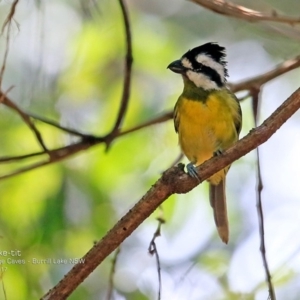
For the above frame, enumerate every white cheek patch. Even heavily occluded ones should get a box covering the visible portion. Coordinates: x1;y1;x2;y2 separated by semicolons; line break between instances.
181;57;192;69
186;70;220;90
196;54;225;83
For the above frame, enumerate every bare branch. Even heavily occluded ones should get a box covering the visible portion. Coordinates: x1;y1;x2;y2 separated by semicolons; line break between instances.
230;55;300;93
251;89;276;299
0;138;99;180
1;0;19;34
256;150;276;300
118;111;173;137
191;0;300;25
27;112;93;138
0;151;46;163
29;110;173;140
0;90;49;152
0;0;19;89
0;112;173;179
1;55;299;180
41;87;300;299
148;217;164;300
111;0;133;134
0;34;9;90
106;247;121;300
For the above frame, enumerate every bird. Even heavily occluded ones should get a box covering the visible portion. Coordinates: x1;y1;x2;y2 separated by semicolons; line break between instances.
167;42;242;243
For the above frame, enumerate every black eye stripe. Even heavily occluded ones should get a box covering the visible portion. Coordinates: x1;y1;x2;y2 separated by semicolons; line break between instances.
191;60;202;70
200;65;223;87
187;61;223;87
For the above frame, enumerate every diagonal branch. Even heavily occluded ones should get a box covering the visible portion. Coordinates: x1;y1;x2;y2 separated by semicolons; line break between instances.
191;0;300;25
41;87;300;299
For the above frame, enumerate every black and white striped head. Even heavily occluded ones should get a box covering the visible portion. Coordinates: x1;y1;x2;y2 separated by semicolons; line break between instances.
168;43;228;90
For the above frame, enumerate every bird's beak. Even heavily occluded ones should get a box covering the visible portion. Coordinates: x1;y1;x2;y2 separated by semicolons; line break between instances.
167;60;186;74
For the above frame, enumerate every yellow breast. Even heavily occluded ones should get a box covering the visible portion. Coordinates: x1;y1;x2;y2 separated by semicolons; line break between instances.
174;90;240;184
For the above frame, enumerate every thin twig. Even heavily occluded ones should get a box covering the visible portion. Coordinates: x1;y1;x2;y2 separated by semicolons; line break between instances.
118;111;173;137
149;242;161;300
27;112;93;138
0;150;46;163
148;216;165;300
0;0;45;153
0;138;99;180
0;0;20;88
1;0;19;34
0;27;9;89
251;88;276;300
41;88;300;299
28;110;173;139
256;150;276;299
106;247;121;300
111;0;133;135
191;0;300;25
230;55;300;93
0;90;49;152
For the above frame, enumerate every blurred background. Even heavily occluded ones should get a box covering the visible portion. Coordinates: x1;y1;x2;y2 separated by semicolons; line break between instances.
0;0;300;299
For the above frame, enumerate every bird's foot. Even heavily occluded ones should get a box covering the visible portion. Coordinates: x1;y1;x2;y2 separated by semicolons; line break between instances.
186;163;200;181
213;149;223;157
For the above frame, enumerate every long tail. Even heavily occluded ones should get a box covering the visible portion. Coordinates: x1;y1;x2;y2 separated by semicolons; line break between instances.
209;179;229;243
